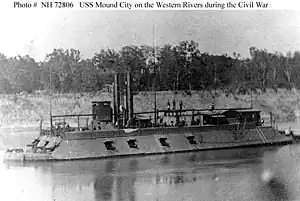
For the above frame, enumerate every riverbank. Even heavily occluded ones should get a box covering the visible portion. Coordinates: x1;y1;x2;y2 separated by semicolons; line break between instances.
0;88;299;129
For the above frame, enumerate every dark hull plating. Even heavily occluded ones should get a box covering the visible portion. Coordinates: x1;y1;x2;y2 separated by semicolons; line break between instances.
3;126;293;162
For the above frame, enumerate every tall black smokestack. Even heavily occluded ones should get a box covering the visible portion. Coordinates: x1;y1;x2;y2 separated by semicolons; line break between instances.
114;74;120;125
125;78;129;120
112;82;116;124
127;72;134;126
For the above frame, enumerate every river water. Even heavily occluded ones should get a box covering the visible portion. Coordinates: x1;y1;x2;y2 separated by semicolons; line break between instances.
1;123;300;201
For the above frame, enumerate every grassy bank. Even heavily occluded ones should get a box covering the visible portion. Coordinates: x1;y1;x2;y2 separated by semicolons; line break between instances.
0;89;299;129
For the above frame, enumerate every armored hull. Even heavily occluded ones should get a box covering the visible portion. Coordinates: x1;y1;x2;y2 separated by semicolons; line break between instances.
3;125;292;162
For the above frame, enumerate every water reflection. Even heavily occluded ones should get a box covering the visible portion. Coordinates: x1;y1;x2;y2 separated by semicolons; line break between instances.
94;175;114;201
93;159;137;201
1;146;297;201
155;171;197;185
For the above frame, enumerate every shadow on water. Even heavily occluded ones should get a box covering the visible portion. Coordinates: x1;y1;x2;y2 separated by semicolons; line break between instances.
253;175;294;201
93;159;137;201
94;175;114;201
1;146;292;201
155;170;199;185
256;143;300;201
5;146;276;173
265;178;291;201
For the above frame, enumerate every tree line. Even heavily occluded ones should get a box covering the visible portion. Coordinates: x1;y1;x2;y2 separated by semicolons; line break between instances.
0;40;299;94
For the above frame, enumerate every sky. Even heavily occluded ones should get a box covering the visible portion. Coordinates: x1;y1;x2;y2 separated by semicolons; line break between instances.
0;10;299;61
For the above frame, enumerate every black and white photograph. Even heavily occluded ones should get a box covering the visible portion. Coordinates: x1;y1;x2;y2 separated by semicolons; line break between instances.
0;6;300;201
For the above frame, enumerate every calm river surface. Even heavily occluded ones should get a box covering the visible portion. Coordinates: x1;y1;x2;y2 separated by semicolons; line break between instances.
1;122;300;201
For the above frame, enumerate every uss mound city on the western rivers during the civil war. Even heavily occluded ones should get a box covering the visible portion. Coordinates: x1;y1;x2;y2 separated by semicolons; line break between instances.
3;72;294;162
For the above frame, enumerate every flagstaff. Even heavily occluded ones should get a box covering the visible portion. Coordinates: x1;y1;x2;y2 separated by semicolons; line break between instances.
153;24;157;126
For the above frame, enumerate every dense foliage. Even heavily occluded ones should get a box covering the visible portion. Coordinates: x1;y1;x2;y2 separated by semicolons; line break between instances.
0;40;299;94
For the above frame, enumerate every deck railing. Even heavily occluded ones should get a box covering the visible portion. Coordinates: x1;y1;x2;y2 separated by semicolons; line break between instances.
41;110;268;138
41;107;275;137
50;107;254;127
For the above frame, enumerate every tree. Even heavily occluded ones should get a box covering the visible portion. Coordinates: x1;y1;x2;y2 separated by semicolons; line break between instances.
119;45;148;91
249;47;270;92
157;44;178;90
93;49;120;73
0;53;12;93
44;48;82;92
174;40;200;91
292;51;300;88
1;42;300;94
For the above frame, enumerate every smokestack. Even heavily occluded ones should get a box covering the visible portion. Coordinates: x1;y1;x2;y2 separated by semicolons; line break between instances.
112;82;116;124
114;74;120;125
125;78;129;120
127;73;134;126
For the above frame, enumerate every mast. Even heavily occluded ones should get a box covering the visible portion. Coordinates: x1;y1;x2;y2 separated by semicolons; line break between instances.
49;64;53;135
214;63;217;106
250;63;253;109
212;38;216;108
153;24;157;126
